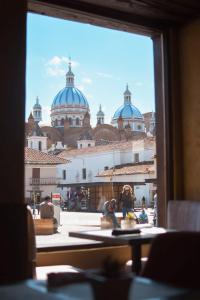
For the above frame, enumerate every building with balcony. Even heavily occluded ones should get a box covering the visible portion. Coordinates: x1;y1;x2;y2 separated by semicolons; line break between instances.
25;147;69;204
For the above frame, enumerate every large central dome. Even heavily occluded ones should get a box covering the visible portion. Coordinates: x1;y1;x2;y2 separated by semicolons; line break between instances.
52;87;89;108
51;60;90;128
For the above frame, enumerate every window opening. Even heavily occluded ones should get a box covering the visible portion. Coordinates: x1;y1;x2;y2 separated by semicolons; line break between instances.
82;168;87;180
26;12;156;247
63;170;66;180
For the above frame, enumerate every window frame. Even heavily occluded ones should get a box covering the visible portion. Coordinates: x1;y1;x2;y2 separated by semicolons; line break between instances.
26;0;173;233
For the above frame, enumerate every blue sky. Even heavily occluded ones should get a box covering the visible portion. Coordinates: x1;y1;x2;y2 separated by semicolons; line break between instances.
26;13;155;126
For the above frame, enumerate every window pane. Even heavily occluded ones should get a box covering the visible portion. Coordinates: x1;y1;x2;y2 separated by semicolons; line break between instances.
25;13;156;247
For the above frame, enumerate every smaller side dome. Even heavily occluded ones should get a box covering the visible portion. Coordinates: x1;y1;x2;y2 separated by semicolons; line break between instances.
97;104;104;117
33;96;41;109
33;96;42;123
96;105;105;125
111;85;145;133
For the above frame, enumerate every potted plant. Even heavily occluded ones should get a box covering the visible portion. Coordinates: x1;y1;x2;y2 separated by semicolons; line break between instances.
121;211;137;229
87;257;133;300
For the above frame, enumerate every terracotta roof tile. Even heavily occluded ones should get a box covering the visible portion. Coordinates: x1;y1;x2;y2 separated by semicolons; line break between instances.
58;137;155;158
96;164;155;177
25;148;69;165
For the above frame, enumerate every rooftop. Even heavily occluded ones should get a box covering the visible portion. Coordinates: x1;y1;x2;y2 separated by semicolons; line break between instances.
96;163;155;177
58;137;155;158
25;148;69;165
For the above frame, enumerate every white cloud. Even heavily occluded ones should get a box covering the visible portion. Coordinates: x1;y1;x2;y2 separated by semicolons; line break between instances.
61;56;79;68
82;77;92;84
46;67;65;77
46;56;80;77
96;72;113;78
48;56;62;66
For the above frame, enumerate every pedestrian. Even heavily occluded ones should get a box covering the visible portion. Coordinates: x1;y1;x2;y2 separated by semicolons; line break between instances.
40;196;58;233
138;209;148;224
103;198;120;228
153;191;157;226
141;196;146;209
119;185;135;219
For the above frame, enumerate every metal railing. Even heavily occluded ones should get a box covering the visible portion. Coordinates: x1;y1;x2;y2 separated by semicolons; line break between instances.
30;177;61;185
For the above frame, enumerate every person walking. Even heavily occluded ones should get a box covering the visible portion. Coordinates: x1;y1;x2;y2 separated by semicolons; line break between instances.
119;185;135;219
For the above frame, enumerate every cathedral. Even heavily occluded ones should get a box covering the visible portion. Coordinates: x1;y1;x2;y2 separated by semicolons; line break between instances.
26;61;155;151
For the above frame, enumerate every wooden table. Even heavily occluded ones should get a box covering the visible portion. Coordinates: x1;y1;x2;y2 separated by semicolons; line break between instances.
69;226;167;274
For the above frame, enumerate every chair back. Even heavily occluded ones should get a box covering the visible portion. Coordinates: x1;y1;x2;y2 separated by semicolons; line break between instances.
142;232;200;289
167;200;200;231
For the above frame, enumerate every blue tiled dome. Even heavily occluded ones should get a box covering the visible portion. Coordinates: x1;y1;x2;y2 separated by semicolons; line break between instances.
113;103;143;120
51;87;89;109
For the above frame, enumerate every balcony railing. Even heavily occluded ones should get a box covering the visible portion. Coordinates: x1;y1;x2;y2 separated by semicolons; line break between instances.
30;177;61;185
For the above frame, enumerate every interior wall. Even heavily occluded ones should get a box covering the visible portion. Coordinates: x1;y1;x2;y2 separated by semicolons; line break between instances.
37;245;150;268
0;1;26;204
179;18;200;200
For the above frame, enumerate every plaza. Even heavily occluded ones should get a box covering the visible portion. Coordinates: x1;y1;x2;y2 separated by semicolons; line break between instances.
35;209;154;248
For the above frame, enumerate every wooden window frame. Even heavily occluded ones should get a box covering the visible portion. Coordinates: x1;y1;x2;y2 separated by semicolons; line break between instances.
26;1;173;227
0;0;186;280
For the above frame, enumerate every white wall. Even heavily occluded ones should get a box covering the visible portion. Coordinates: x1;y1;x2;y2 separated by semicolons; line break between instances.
25;164;59;200
77;140;95;149
57;145;143;186
27;136;47;152
57;139;156;204
58;140;156;185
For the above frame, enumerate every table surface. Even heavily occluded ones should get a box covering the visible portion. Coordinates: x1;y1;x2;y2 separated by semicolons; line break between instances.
68;225;167;246
1;277;199;300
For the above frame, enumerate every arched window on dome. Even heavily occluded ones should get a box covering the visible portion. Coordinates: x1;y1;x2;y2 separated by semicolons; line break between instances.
61;118;64;126
69;118;72;126
76;118;80;126
38;141;42;151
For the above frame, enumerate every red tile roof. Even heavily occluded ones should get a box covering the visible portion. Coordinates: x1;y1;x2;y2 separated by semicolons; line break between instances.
58;137;155;158
96;164;155;177
25;148;69;165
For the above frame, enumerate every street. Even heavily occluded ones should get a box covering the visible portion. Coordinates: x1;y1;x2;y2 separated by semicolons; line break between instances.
35;209;154;248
